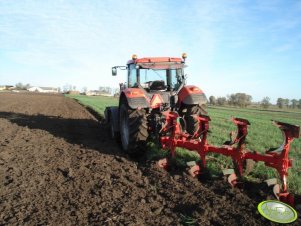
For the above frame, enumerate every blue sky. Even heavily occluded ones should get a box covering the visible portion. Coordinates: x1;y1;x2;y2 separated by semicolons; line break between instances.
0;0;301;103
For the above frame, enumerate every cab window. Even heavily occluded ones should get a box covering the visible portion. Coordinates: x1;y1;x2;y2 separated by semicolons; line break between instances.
128;64;137;88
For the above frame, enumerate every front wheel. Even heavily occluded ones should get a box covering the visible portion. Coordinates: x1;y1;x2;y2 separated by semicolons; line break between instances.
109;119;120;141
179;104;207;136
119;102;148;155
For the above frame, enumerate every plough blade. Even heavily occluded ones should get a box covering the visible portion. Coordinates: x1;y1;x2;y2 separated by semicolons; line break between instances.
273;184;281;200
186;161;197;167
222;168;235;176
188;165;201;177
222;169;238;187
158;158;168;169
265;178;278;187
228;173;238;187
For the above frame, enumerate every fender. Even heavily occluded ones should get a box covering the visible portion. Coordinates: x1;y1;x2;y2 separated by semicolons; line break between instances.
120;88;150;109
178;85;207;105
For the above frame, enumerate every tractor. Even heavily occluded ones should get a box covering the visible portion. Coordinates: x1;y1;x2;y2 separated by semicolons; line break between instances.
105;53;207;154
105;54;300;206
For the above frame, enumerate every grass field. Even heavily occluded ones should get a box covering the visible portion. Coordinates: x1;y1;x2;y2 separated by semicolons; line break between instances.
65;94;118;115
66;94;301;194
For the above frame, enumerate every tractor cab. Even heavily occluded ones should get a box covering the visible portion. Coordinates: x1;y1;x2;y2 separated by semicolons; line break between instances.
112;54;187;93
126;54;187;93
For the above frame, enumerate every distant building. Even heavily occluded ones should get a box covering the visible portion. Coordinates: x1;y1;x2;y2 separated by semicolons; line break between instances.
0;85;14;91
66;90;80;95
85;90;113;96
28;86;59;93
86;90;103;96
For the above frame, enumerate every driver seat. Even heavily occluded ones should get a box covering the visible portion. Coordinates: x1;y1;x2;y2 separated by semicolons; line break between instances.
150;80;166;91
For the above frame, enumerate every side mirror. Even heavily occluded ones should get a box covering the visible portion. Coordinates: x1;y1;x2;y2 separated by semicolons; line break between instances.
112;67;117;76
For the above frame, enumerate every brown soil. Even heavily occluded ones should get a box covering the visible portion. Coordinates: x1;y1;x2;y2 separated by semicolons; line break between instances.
0;93;300;225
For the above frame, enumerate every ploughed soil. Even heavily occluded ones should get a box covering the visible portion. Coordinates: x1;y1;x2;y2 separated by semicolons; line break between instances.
0;92;300;225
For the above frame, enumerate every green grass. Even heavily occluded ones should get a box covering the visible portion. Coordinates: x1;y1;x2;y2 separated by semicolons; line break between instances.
66;94;301;194
65;94;118;115
206;106;301;194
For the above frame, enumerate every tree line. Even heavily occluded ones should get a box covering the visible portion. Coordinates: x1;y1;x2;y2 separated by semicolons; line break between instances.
15;82;31;90
209;93;252;108
276;98;301;109
209;93;301;109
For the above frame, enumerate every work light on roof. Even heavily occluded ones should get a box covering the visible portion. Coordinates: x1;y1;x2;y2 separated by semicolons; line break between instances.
132;54;137;60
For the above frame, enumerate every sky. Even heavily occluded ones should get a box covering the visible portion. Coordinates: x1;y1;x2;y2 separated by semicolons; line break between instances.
0;0;301;103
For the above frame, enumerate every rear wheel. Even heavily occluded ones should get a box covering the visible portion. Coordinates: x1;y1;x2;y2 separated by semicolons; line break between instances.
180;104;206;136
119;101;148;155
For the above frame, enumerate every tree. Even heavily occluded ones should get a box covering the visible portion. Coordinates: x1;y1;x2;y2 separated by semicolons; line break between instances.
291;99;298;109
209;96;216;105
63;84;72;93
227;94;234;106
99;86;112;94
216;97;227;106
277;98;285;109
261;97;271;109
227;93;252;108
82;87;88;93
284;99;289;108
298;99;301;109
15;82;30;90
15;82;23;89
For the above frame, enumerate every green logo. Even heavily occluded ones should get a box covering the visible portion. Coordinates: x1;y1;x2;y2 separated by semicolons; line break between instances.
258;200;298;224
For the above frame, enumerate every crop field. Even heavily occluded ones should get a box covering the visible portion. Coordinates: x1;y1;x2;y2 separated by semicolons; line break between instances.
67;94;301;194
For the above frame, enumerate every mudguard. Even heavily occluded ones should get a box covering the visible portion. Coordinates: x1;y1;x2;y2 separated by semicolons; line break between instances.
120;88;150;109
178;85;207;105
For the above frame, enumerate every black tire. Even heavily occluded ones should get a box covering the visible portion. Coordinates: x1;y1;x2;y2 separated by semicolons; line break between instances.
119;101;148;155
109;118;120;141
179;104;206;136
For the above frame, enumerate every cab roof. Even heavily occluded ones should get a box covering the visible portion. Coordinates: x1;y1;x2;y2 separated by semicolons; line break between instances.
127;57;183;65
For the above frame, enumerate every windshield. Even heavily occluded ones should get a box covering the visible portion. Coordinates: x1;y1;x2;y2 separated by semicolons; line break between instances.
127;63;184;91
139;68;183;91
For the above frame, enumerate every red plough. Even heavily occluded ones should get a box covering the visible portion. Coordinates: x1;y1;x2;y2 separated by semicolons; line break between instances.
158;111;300;206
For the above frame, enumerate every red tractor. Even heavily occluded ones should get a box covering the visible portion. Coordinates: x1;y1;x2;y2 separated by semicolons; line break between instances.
106;54;300;206
105;53;207;154
105;54;300;205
